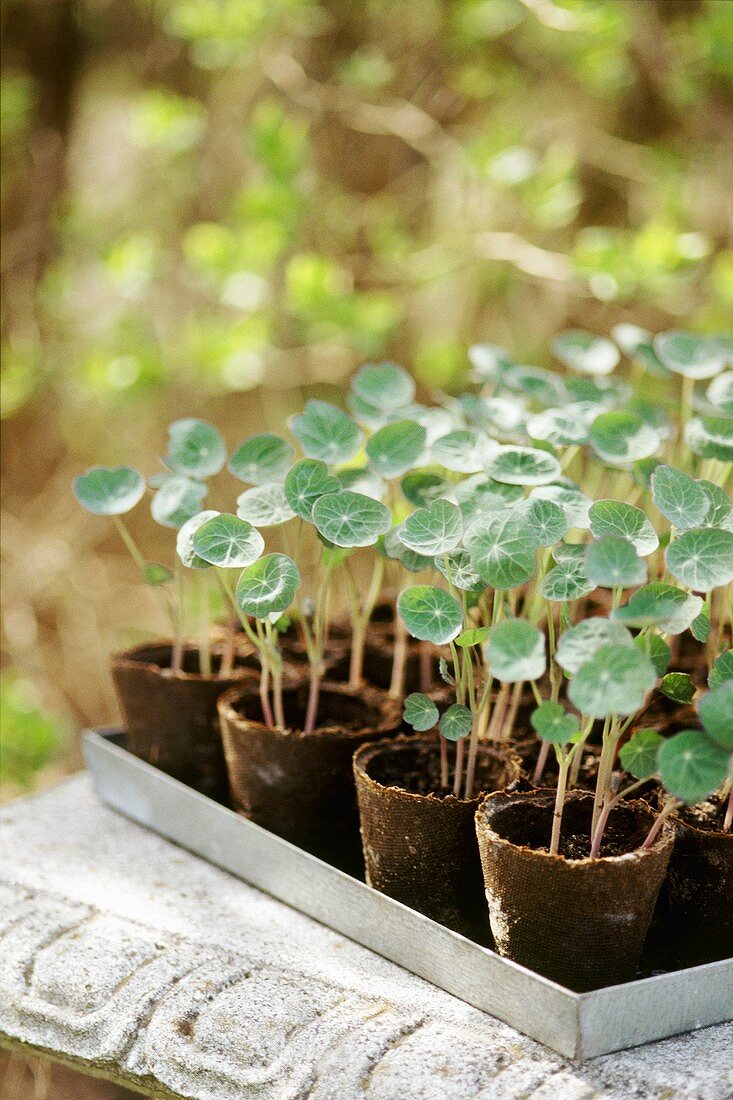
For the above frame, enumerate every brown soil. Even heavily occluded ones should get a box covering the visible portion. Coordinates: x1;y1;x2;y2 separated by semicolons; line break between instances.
365;737;511;799
677;795;729;834
228;681;384;735
493;793;651;860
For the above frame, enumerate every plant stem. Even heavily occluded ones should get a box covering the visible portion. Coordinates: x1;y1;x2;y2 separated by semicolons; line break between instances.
724;788;733;833
591;716;613;837
112;515;180;660
389;610;409;698
265;620;285;728
549;752;569;857
199;573;211;677
172;556;184;672
463;699;490;800
641;797;680;850
440;735;449;790
532;739;550;786
453;736;465;798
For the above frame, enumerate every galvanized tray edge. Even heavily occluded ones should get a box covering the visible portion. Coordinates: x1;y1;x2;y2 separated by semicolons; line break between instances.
83;728;733;1061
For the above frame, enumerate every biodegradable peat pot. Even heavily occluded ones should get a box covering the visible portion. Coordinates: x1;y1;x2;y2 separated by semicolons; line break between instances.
353;736;521;943
475;790;675;991
658;798;733;967
111;641;257;803
218;681;401;876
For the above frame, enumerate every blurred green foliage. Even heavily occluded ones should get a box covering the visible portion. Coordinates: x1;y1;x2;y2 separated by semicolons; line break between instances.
0;675;67;788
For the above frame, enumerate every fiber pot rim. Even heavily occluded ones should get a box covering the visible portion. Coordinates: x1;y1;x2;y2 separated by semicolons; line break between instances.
476;788;674;867
218;679;401;741
111;638;258;685
354;734;521;807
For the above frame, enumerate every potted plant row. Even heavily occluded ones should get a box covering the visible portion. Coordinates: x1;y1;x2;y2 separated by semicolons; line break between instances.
75;327;733;988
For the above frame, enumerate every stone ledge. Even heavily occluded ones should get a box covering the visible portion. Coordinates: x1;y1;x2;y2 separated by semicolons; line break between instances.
0;775;730;1099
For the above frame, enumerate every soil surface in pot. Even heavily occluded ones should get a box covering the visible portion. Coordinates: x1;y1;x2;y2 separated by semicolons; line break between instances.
496;795;650;859
365;740;509;800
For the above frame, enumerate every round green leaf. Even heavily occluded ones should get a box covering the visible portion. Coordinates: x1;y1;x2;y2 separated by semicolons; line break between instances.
381;526;434;572
709;650;733;691
348;392;385;429
635;632;671;677
401;471;450;507
351;362;415;410
397;585;463;645
366;420;427;478
613;324;669;377
312;490;391;548
685;416;733;462
165;418;226;478
486;620;546;684
439;704;473;742
698;683;733;750
531;484;592;529
403;693;439;732
431;430;496;473
585;536;647;589
530;701;580;745
568;644;657;718
284;459;340;521
589;500;659;556
457;477;523;524
502;363;567;406
690;602;711;642
400;499;463;556
651;465;710;531
176;509;220;569
151;476;207;528
229;434;294;485
552;330;620;376
619;729;663;780
236;484;295;527
290;400;363;465
706;370;733;415
144;562;173;586
516;497;569;548
665;527;733;592
540;558;594;602
657;729;729;805
434;549;485;593
590;411;660;465
192;513;264;568
468;343;514;380
74;466;146;515
235;553;301;620
698;481;733;533
468;514;536;590
486;446;561;486
654;331;725;380
526;404;595;447
552;542;586;563
556;618;634;675
660;672;696;706
456;627;490;648
337;467;386;501
611;582;703;635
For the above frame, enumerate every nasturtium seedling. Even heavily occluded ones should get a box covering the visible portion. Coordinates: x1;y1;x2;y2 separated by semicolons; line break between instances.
657;729;729;805
486;620;546;683
530;701;580;744
468;342;514;379
176;509;220;568
540;558;594;602
685;415;733;462
312;490;391;547
590;411;660;465
431;430;496;473
164;418;226;479
706;370;733;415
401;471;450;507
635;632;671;677
397;585;463;645
611;582;703;635
74;466;146;515
151;476;208;528
366;419;427;478
585;535;647;589
236;484;296;527
284;459;340;521
439;704;473;741
235;553;301;619
381;526;434;572
568;644;657;718
659;672;696;706
337;467;386;501
613;323;668;377
552;330;620;376
229;434;294;485
456;627;490;648
531;484;592;529
653;330;725;380
351;361;415;410
589;500;659;556
665;527;733;592
651;465;710;531
501;363;567;407
192;513;265;568
698;683;733;751
619;729;663;779
486;445;561;486
399;499;463;556
516;497;569;548
403;692;439;732
456;476;523;523
290;400;363;465
556;617;634;675
468;514;536;590
526;404;595;447
698;481;733;533
434;549;485;593
690;602;711;643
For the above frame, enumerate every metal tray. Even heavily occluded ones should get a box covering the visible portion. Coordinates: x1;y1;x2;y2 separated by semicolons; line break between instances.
83;728;733;1060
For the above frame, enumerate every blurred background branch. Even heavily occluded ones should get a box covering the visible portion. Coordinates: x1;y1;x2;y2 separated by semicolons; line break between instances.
1;0;732;794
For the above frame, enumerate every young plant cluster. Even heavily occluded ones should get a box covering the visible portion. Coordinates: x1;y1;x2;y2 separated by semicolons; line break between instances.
76;326;733;856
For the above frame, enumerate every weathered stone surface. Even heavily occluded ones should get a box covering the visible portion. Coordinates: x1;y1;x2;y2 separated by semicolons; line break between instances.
0;775;730;1099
